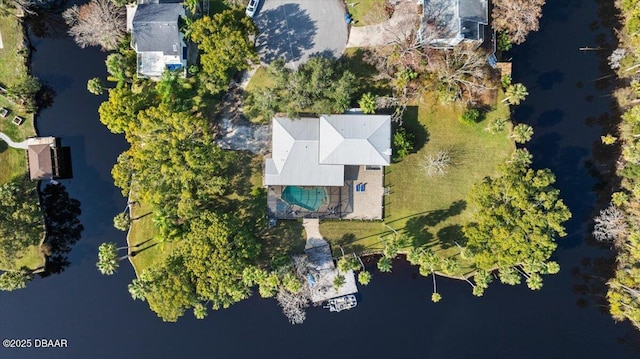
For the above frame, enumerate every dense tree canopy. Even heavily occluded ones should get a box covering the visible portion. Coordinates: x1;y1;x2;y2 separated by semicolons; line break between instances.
0;179;44;269
140;212;260;321
190;9;258;92
246;57;357;119
463;160;570;291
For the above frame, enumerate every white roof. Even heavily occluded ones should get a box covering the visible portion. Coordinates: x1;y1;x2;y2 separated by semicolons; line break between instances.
264;114;391;186
318;115;391;165
264;117;343;186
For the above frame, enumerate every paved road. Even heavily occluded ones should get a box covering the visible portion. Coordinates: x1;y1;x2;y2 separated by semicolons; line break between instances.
254;0;348;68
346;0;419;48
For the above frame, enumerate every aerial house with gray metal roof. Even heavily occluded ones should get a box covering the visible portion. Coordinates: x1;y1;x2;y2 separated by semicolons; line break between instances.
264;114;391;220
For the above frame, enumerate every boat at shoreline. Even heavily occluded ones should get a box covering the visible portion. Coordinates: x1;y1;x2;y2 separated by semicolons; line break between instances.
324;295;357;312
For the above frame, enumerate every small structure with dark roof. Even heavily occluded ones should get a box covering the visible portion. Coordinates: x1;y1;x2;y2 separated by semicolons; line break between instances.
127;0;187;79
26;137;73;181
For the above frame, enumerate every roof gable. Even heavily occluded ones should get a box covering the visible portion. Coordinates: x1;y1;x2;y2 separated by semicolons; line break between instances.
318;115;391;166
28;144;53;180
132;4;184;55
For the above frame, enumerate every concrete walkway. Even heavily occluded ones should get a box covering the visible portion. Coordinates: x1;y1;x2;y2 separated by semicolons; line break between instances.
346;0;419;48
0;132;29;149
303;218;327;249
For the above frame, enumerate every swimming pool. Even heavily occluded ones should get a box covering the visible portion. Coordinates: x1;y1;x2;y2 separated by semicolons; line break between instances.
281;186;327;211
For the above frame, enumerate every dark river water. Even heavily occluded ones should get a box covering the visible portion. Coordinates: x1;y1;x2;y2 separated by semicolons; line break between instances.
1;0;639;358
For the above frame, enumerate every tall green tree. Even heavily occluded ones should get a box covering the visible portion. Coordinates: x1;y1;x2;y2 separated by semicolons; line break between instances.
503;83;529;105
96;242;129;275
0;267;33;291
113;211;130;231
181;211;260;310
190;9;258;93
463;160;570;292
0;179;43;269
511;123;534;144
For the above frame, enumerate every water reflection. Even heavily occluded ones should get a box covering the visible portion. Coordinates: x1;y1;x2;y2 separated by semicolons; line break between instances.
38;182;83;277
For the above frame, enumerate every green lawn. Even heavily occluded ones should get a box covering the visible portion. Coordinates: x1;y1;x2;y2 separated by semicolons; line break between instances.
0;15;43;272
127;201;178;277
347;0;389;27
0;15;28;88
320;93;514;275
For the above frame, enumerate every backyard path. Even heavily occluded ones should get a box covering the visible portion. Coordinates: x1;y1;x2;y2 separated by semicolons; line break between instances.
0;131;29;149
303;218;327;249
346;0;419;48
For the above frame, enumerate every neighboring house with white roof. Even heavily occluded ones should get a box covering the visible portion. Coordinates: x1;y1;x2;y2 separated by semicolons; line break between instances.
264;114;391;220
126;0;187;79
419;0;489;48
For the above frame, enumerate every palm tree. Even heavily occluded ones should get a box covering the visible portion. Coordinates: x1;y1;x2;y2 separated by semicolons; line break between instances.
333;274;346;291
509;148;533;167
193;302;208;319
96;242;131;275
526;273;544;290
503;83;528;105
128;278;149;301
87;77;104;95
113;211;131;231
511;123;534;144
357;271;372;285
377;256;393;273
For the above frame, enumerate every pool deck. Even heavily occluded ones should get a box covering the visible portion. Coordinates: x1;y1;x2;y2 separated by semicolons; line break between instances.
267;165;384;220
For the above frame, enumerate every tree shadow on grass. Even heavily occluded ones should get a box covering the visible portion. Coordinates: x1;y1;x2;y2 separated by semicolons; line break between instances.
131;241;159;257
331;233;365;255
403;200;466;247
400;106;429;153
0;140;7;154
436;224;465;249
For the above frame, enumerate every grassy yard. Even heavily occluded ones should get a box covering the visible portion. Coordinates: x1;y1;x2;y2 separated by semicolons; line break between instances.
127;201;178;277
320;93;514;275
0;15;43;272
0;15;28;88
347;0;390;27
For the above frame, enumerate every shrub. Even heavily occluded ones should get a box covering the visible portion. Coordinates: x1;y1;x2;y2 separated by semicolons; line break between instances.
393;127;415;161
460;108;481;126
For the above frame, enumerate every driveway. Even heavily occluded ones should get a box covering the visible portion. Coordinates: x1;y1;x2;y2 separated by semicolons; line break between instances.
346;0;419;48
254;0;348;68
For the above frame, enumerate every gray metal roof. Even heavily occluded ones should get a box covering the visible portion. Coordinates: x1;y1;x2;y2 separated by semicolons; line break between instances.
265;117;344;186
132;4;183;54
264;115;391;186
318;114;391;166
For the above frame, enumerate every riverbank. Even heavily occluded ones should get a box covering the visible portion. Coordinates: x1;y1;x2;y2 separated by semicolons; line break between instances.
0;13;45;272
600;0;640;331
